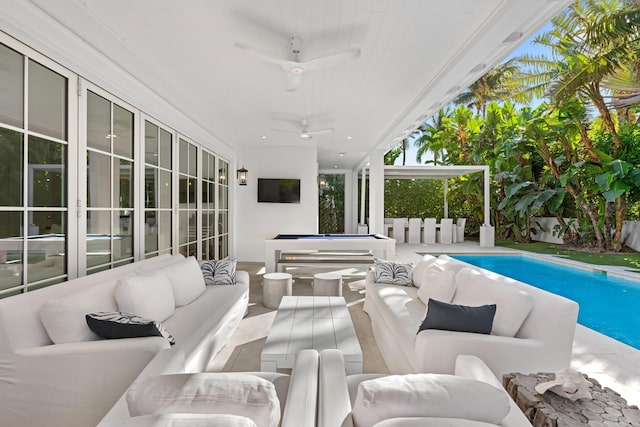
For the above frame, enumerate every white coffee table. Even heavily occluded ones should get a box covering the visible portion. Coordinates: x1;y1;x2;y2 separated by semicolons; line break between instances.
261;296;363;374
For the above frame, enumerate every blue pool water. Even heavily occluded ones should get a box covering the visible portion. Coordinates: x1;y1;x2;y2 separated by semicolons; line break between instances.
452;255;640;349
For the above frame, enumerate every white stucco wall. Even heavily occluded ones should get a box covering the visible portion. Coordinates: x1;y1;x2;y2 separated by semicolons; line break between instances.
531;217;640;251
530;217;567;244
235;145;319;262
622;221;640;251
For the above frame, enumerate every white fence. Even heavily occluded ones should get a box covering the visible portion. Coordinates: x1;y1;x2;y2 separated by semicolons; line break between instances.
530;217;640;251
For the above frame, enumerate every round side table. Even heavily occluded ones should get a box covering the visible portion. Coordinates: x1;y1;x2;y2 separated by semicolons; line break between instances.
312;272;343;296
262;272;293;309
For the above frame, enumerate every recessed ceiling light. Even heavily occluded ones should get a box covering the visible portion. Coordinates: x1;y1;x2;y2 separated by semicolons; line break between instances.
261;135;267;139
502;31;523;44
470;63;486;73
290;66;305;74
339;152;345;157
300;132;311;139
333;165;339;168
347;136;352;140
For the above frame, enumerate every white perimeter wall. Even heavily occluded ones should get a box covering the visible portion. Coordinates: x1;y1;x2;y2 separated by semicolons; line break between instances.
235;145;319;262
532;217;640;251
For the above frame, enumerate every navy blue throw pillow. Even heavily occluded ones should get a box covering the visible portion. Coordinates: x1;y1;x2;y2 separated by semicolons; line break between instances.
418;299;496;335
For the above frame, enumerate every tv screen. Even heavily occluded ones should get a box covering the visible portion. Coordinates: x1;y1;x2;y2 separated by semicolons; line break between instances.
258;178;301;203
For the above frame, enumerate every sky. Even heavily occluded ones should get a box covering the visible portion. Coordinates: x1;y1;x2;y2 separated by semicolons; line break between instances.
395;22;553;165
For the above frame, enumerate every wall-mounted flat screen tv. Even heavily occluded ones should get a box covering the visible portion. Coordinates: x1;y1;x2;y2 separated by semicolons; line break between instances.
257;178;301;203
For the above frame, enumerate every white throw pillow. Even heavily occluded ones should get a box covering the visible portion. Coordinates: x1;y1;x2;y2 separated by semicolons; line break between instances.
115;271;175;322
102;413;258;427
160;256;206;306
417;263;456;306
373;418;500;427
39;276;125;344
435;254;468;274
351;374;510;427
126;373;281;427
452;267;534;337
411;255;437;288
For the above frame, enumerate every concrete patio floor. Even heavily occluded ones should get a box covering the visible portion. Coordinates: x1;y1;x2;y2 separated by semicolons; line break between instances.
395;241;640;407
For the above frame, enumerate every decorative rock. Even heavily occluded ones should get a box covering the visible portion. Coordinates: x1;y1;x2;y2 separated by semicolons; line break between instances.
503;372;640;426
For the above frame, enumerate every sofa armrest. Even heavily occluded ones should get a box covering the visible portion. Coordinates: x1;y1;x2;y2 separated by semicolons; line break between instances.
318;349;354;427
281;349;319;427
414;329;545;377
236;270;250;287
455;355;532;427
4;337;169;427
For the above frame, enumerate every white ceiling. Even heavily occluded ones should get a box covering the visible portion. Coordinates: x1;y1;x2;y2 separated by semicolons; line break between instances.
2;0;570;170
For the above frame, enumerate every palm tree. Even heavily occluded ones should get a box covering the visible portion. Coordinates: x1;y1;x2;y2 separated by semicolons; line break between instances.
453;60;519;117
414;108;449;164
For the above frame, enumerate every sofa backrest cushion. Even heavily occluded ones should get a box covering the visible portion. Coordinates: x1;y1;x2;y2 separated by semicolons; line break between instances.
126;373;281;427
417;263;456;306
411;255;437;288
435;255;468;274
351;373;510;427
160;257;206;306
115;271;175;322
39;275;128;344
452;267;534;337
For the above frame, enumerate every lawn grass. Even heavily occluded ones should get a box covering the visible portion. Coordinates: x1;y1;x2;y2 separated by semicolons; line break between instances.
495;240;640;270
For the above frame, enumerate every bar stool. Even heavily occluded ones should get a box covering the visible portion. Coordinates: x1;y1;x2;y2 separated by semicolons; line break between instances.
262;272;293;309
312;272;343;296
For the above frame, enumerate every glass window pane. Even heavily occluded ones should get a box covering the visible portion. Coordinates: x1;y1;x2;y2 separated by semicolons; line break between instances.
113;211;133;261
87;91;111;151
218;185;227;209
145;121;158;165
87;151;111;208
218;234;228;259
0;43;24;128
27;211;65;283
114;159;133;209
159;129;172;170
201;213;208;240
28;60;66;140
188;178;197;208
188;143;197;176
159;170;171;209
218;161;228;186
158;211;171;250
145;211;158;254
178;211;188;245
28;136;66;208
145;167;157;209
31;209;64;236
179;176;188;204
218;211;228;236
209;155;215;182
113;104;133;158
86;210;111;268
0;211;23;292
179;139;188;174
202;152;209;180
0;128;23;206
208;183;215;210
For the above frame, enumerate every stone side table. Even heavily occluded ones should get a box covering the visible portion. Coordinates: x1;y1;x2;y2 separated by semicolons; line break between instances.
262;272;293;309
313;272;343;296
503;372;640;426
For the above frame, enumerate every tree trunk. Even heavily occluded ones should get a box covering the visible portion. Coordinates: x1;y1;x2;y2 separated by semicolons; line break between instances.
603;200;612;249
614;195;626;251
589;83;622;157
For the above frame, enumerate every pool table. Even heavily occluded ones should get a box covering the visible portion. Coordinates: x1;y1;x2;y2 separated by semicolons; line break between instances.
264;233;395;273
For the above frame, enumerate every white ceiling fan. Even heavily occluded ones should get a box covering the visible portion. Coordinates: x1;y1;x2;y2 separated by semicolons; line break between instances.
271;117;334;140
235;36;360;92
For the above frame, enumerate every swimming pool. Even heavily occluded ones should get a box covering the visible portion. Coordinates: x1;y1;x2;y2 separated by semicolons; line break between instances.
452;255;640;350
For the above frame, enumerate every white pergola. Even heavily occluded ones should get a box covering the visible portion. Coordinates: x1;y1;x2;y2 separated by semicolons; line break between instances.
359;165;495;247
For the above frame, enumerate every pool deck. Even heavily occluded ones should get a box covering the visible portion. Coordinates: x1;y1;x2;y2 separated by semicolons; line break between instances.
394;241;640;407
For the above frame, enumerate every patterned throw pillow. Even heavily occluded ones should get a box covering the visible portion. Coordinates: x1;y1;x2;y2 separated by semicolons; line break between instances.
201;259;237;285
85;311;175;345
373;258;414;286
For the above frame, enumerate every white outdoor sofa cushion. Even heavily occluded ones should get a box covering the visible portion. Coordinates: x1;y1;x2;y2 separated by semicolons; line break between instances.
318;349;531;427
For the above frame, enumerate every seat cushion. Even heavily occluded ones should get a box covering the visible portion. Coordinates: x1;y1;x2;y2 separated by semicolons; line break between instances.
452;267;534;337
102;413;258;427
351;374;510;427
126;373;280;427
115;270;176;322
373;418;499;427
160;257;206;306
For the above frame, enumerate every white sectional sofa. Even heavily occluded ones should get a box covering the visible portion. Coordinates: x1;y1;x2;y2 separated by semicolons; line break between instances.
364;254;579;379
0;253;249;427
318;349;532;427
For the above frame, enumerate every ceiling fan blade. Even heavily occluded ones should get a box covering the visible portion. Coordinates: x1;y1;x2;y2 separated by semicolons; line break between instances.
234;42;287;67
270;127;300;135
285;73;302;92
301;48;361;71
307;128;335;136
